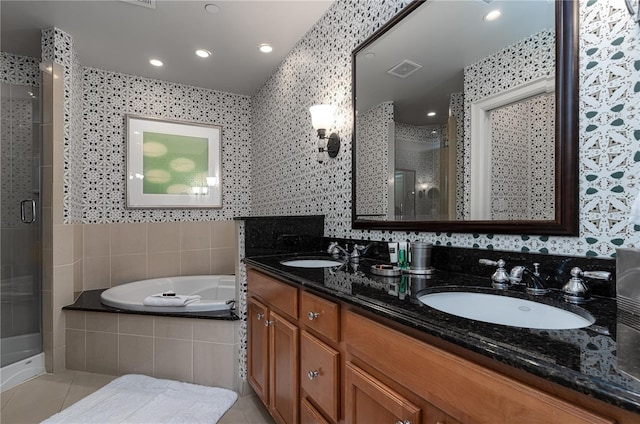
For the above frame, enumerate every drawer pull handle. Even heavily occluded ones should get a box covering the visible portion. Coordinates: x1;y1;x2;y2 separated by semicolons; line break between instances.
307;370;319;380
395;421;411;424
308;311;320;320
256;313;264;321
264;320;274;327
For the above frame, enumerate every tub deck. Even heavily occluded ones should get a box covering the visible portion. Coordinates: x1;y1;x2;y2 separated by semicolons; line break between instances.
63;289;239;320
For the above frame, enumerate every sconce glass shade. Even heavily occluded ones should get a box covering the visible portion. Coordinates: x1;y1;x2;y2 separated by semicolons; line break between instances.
309;104;336;130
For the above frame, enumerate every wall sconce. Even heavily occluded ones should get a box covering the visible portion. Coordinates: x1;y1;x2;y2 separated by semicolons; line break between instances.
309;104;340;163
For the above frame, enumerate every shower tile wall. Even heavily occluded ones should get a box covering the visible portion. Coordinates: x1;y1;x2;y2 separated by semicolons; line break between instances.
250;0;640;258
395;122;442;219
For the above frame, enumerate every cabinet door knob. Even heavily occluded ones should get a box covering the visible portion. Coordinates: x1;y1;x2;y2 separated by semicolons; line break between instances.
264;320;274;327
307;370;319;380
307;311;320;320
256;313;264;321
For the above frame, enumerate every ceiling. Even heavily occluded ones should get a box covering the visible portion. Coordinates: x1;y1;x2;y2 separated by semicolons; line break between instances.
1;0;333;95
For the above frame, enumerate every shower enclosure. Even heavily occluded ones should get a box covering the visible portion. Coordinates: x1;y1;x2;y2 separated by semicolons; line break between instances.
0;80;44;391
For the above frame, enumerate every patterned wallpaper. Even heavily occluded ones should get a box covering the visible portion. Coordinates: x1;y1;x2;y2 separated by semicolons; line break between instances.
490;93;555;220
250;0;640;259
41;27;84;224
462;28;555;219
355;101;393;217
38;27;252;224
0;52;40;86
80;67;251;223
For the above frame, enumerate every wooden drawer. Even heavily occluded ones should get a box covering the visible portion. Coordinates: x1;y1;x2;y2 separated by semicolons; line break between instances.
248;269;298;319
301;330;340;422
301;398;330;424
344;311;614;424
301;291;340;342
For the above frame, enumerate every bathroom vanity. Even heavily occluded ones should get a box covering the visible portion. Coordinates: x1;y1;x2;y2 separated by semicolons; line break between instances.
244;254;640;424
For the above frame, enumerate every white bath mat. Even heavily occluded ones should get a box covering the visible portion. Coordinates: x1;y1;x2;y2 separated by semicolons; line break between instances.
41;374;237;424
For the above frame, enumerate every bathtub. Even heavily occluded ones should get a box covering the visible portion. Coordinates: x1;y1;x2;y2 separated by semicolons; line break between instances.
100;275;236;313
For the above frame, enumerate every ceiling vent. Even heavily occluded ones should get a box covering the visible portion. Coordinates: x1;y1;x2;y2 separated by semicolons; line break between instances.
119;0;156;9
387;60;422;79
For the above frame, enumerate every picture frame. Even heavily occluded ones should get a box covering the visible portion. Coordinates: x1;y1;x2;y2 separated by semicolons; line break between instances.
126;115;222;208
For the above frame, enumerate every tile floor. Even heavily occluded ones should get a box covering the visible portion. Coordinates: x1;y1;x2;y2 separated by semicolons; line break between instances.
1;370;275;424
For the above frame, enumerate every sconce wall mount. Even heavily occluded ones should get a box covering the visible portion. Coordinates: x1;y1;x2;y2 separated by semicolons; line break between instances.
316;128;340;158
310;104;341;163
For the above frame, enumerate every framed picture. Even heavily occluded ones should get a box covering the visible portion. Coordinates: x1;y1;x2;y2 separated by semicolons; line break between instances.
126;115;222;208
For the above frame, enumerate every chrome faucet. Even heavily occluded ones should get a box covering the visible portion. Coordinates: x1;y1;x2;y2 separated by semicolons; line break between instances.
509;263;550;295
327;241;367;262
327;241;350;258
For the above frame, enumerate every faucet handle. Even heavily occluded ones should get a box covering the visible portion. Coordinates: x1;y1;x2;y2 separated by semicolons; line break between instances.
479;258;501;267
479;258;510;289
581;270;611;281
562;267;611;304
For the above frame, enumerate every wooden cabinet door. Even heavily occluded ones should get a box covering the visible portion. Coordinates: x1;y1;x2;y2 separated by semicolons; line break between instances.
301;398;331;424
345;362;421;424
270;310;300;424
300;330;340;422
248;297;269;405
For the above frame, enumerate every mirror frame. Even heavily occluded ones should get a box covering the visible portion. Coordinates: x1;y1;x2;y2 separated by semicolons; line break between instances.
351;0;579;236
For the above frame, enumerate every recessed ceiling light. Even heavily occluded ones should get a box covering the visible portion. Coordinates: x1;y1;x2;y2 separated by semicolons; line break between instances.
259;44;273;53
149;59;163;67
427;112;436;117
484;9;501;21
196;49;212;58
364;52;376;59
204;3;219;14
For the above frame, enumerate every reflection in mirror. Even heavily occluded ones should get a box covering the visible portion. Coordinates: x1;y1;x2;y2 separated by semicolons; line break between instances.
352;0;578;235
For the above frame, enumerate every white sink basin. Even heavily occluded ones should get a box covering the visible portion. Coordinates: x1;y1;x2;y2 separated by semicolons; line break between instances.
280;259;344;268
418;291;595;330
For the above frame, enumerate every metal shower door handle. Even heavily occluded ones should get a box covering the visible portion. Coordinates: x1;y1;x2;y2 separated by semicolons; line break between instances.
20;199;36;224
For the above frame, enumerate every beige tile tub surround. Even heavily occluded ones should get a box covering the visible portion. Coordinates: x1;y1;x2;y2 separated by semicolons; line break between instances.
83;220;236;290
65;311;240;391
41;61;76;373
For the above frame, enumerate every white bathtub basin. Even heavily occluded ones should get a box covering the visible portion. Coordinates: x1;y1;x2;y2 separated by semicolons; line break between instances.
418;291;595;330
100;275;236;313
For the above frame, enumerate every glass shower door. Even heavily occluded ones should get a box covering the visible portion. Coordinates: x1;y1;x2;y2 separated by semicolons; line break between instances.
0;81;42;369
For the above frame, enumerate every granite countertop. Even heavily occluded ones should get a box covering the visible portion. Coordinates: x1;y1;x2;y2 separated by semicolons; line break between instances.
63;289;240;321
244;252;640;415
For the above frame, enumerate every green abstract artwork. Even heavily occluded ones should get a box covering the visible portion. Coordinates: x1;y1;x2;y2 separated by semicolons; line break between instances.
142;131;209;195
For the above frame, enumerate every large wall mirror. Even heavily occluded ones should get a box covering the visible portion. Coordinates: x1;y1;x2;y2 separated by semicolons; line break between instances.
352;0;578;235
